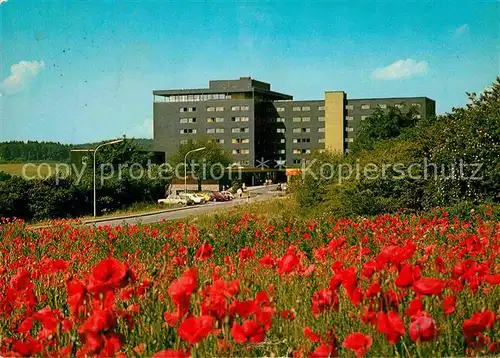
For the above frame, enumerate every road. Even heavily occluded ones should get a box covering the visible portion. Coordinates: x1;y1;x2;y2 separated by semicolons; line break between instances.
87;185;279;227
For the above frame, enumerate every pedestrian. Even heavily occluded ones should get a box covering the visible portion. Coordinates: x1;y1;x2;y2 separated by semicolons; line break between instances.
242;183;246;191
246;193;250;203
237;188;242;198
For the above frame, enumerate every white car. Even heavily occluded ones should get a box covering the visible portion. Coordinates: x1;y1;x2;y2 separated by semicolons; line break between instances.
157;195;189;205
179;192;204;204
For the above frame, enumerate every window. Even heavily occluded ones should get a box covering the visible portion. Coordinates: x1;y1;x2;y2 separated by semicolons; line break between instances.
216;106;224;112
318;128;325;133
361;104;370;110
318;138;325;143
304;149;311;154
361;115;370;120
188;107;196;112
207;128;215;134
207;106;215;112
241;116;249;122
180;129;197;134
241;149;250;155
280;138;285;143
231;105;240;111
293;159;301;164
412;103;422;108
277;128;286;133
345;138;354;143
395;104;404;109
232;149;240;155
292;106;301;111
378;104;387;109
292;128;301;133
276;117;286;123
180;118;196;123
277;107;285;112
345;105;354;110
293;117;301;122
318;105;325;111
216;128;224;133
232;127;249;133
346;127;354;132
180;107;188;112
302;106;311;111
318;116;325;121
302;117;311;122
278;149;286;154
293;149;301;154
180;140;188;145
232;138;250;144
346;116;354;121
216;139;224;144
241;160;250;165
207;117;215;123
240;105;250;111
293;138;299;143
216;117;224;122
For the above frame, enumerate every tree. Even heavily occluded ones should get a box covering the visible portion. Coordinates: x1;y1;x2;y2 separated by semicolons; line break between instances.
168;138;233;190
350;105;421;153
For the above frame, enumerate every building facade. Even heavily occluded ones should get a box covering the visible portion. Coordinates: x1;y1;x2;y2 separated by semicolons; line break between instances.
153;77;435;168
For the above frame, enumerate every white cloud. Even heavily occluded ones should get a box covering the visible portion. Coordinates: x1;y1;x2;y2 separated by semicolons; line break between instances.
454;24;469;36
0;0;8;5
0;60;45;95
127;118;153;138
371;59;429;80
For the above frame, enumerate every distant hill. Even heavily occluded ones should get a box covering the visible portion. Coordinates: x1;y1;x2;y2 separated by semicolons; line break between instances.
0;139;153;162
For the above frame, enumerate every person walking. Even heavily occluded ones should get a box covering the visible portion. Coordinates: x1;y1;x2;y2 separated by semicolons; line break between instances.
237;187;242;198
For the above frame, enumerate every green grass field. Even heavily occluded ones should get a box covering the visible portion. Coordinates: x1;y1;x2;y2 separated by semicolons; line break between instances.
0;163;69;178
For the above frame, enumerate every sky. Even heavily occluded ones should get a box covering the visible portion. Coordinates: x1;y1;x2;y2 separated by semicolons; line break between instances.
1;0;499;144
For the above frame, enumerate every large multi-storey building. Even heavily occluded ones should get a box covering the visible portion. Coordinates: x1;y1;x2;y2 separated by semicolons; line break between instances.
153;77;435;168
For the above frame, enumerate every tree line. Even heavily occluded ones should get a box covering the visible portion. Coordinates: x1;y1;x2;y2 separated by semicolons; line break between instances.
0;139;153;163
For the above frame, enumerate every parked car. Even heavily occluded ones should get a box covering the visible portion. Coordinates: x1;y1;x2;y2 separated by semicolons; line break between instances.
157;195;190;206
220;191;234;200
179;192;204;204
210;191;227;202
193;193;209;203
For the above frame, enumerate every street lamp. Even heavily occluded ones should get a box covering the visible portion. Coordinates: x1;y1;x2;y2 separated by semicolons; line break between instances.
184;146;206;200
93;139;124;217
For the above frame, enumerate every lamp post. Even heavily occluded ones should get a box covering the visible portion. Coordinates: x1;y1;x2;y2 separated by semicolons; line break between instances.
184;147;206;200
93;139;124;217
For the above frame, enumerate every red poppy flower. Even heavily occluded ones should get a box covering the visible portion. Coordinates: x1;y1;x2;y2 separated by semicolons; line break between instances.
462;310;495;339
304;327;321;342
152;349;190;358
412;277;444;296
12;337;43;357
376;311;405;344
312;288;339;318
281;309;295;320
278;252;300;274
342;333;373;358
405;297;424;317
308;344;336;358
259;254;276;268
66;278;86;315
195;243;212;260
79;309;117;334
395;264;420;288
231;320;266;343
442;295;456;315
409;312;438;342
229;299;258;318
178;315;214;344
168;268;198;313
87;258;133;293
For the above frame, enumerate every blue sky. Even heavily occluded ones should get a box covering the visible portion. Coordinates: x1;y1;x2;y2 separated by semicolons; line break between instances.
1;0;498;143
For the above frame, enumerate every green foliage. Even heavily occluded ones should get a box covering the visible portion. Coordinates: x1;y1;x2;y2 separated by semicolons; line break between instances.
0;171;11;181
168;138;233;189
294;77;500;218
0;141;72;162
350;105;421;153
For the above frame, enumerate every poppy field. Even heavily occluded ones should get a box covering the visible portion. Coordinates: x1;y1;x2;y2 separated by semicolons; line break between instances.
0;210;499;357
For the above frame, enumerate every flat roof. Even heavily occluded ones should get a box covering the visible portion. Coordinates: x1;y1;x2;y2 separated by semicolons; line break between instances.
153;87;292;100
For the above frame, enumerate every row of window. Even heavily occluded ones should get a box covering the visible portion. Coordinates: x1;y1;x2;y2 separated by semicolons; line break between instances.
166;94;231;102
276;105;325;112
232;149;250;155
277;127;326;133
180;127;250;134
293;149;312;154
346;114;421;121
181;116;250;124
346;103;422;110
206;105;249;112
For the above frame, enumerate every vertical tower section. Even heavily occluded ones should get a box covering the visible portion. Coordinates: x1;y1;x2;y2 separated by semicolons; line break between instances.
324;91;346;153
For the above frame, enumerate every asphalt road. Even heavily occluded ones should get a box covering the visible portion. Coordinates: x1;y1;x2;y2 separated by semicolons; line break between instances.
87;185;279;227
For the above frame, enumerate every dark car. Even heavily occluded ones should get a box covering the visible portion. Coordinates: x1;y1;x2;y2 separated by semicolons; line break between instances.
210;191;227;202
